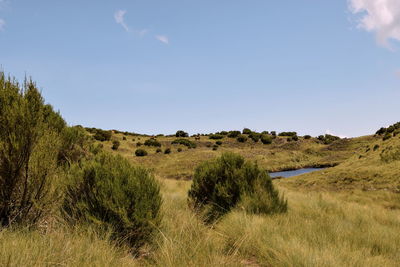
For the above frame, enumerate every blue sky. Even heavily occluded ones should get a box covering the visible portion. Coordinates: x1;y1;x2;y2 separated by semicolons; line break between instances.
0;0;399;137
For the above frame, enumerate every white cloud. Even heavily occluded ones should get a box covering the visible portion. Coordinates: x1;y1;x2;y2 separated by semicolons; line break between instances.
155;35;169;44
0;19;5;31
349;0;400;48
114;10;129;32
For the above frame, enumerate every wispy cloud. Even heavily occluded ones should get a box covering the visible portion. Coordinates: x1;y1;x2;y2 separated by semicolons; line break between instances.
0;19;5;31
155;35;169;45
348;0;400;49
114;10;129;32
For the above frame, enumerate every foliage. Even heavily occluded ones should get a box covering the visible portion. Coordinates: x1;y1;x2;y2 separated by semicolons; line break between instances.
227;131;241;138
236;135;248;143
156;148;162;153
188;153;287;223
111;140;120;150
164;148;171;154
136;142;143;147
242;128;252;135
304;135;312;139
171;138;197;148
209;134;224;140
216;141;222;146
175;130;189;138
317;134;341;145
62;153;162;253
260;134;273;145
278;131;297;137
144;139;161;147
135;149;148;157
93;129;112;142
249;132;261;142
0;73;65;226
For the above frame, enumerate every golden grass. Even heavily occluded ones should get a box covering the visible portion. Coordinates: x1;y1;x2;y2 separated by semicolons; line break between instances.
2;132;399;266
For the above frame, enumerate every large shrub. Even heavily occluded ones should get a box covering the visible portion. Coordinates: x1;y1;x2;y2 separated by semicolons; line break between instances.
62;153;162;253
0;73;66;227
242;128;252;135
111;140;120;150
227;131;241;138
188;153;287;223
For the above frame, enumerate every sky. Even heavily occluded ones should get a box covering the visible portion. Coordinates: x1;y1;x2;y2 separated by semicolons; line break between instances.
0;0;399;137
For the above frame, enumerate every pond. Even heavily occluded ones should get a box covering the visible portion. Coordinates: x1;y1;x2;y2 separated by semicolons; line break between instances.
269;168;325;179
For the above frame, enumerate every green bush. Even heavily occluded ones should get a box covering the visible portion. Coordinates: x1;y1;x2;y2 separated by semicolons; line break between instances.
164;148;171;154
136;142;143;147
122;136;127;140
0;73;66;226
175;130;189;137
156;148;162;153
278;131;297;137
135;149;148;157
188;153;287;223
212;144;218;151
93;129;112;142
373;144;380;151
270;131;277;137
291;135;299;141
111;140;120;150
304;135;312;139
260;135;272;145
209;134;224;140
227;131;241;138
216;141;222;146
249;132;261;142
237;135;248;143
383;133;392;141
171;138;197;148
242;128;252;135
318;134;340;144
177;148;183;152
144;139;161;147
62;153;162;253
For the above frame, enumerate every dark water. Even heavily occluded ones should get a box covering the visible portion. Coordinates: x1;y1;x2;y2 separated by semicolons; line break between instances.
269;168;325;179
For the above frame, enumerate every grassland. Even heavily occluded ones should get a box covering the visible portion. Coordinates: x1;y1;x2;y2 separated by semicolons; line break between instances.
2;130;400;266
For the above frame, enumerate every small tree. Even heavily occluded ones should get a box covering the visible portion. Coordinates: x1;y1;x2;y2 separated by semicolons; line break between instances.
135;149;148;157
175;130;189;137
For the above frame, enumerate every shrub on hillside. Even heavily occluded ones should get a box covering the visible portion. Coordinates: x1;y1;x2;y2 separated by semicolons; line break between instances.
260;134;272;145
136;142;143;147
227;131;241;138
135;149;148;157
278;131;297;137
209;134;224;140
122;136;127;140
249;132;261;142
304;135;312;139
291;135;299;141
156;148;162;153
144;139;161;147
175;130;189;137
171;138;197;148
242;128;252;135
62;153;162;253
188;153;287;223
237;135;248;143
93;129;112;142
177;148;183;152
317;134;340;145
216;141;222;146
270;131;277;137
383;133;392;141
164;148;171;154
111;140;120;150
212;144;218;151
